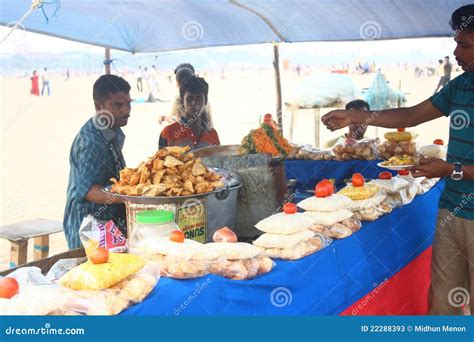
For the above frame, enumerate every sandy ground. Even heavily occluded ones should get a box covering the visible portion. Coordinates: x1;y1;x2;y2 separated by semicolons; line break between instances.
0;66;458;270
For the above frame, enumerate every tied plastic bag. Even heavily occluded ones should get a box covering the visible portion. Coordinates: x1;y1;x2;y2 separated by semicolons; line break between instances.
332;138;380;161
377;140;417;159
259;233;332;260
63;262;160;315
290;145;335;160
207;255;274;280
79;215;127;256
59;253;145;290
309;217;362;239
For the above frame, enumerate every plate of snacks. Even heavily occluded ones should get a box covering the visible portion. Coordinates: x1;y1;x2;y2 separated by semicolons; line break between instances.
377;154;415;170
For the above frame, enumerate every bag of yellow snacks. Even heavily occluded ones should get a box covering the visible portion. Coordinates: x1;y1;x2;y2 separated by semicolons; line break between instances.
59;253;145;290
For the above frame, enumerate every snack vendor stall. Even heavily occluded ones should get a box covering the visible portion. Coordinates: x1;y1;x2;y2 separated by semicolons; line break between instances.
121;180;443;315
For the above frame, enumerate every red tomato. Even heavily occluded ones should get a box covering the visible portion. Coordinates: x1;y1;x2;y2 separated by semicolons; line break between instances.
170;230;185;243
352;173;365;187
397;128;406;132
314;179;334;198
212;227;238;243
89;247;109;264
0;278;19;299
398;170;410;176
433;139;444;145
378;171;392;180
283;203;297;214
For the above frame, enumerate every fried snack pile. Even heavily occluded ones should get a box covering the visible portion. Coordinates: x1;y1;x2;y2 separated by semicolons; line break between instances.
110;146;225;197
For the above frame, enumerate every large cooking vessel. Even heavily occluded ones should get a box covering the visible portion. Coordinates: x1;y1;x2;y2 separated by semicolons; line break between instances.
103;168;241;243
193;145;288;242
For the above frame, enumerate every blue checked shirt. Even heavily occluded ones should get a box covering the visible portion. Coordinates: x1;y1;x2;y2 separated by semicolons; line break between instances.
63;118;127;249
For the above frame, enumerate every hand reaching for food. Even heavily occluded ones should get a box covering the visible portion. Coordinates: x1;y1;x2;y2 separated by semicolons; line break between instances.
321;110;352;131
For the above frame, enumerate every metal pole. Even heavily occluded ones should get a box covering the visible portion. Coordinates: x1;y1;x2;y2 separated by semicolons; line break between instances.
105;48;111;75
273;44;283;132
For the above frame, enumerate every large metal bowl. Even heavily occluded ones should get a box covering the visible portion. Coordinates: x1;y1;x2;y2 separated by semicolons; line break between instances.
102;167;239;205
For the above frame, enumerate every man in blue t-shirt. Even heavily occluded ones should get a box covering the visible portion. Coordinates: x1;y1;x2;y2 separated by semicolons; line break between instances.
322;5;474;315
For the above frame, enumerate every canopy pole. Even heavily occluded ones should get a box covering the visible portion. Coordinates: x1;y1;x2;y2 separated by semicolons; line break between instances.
105;48;111;75
273;44;283;131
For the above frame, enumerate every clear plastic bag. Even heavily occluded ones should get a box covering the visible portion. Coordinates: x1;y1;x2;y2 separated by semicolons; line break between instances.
377;140;417;159
260;234;332;260
332;138;380;161
79;215;127;256
208;255;274;280
309;218;362;239
146;254;211;279
62;262;160;315
292;145;335;160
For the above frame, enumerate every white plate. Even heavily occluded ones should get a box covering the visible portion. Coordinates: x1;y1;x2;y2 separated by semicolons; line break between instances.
377;162;413;171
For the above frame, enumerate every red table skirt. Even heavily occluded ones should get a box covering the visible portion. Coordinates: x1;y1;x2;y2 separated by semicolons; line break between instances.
341;247;432;316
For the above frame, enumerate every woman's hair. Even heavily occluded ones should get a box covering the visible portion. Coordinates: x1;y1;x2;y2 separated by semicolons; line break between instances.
175;67;194;87
174;63;195;74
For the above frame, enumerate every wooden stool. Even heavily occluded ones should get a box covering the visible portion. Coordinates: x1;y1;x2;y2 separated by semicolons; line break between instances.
0;219;63;268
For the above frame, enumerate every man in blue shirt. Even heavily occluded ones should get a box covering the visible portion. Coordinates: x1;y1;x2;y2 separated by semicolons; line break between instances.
64;74;131;249
322;5;474;315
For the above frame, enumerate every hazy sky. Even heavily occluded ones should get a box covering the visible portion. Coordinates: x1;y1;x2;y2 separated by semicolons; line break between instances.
0;25;457;67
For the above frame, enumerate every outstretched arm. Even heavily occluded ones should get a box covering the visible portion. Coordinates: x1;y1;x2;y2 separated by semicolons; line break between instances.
322;99;444;131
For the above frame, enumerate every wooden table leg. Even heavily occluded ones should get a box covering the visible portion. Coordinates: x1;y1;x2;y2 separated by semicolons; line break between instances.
34;235;49;261
10;240;28;268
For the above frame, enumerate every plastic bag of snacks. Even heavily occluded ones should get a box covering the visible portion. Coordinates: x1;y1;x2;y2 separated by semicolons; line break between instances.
79;215;127;256
259;234;332;260
59;252;145;290
418;139;446;159
377;129;417;159
289;145;335;160
206;242;274;280
332;138;380;161
309;218;362;239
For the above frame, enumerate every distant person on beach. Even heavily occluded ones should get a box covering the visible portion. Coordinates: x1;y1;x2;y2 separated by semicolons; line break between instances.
136;66;143;92
158;76;219;150
30;70;39;96
65;68;71;81
41;67;50;96
63;74;131;249
434;57;453;93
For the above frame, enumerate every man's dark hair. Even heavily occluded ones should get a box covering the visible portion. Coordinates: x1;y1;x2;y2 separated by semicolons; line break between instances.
450;5;474;31
345;99;370;111
179;76;209;101
175;63;195;75
93;74;131;103
176;67;194;86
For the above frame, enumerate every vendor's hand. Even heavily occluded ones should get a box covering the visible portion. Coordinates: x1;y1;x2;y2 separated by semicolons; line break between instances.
409;157;453;178
321;110;352;131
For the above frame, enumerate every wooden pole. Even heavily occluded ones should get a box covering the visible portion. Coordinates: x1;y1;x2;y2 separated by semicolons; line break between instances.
273;44;283;132
105;48;111;75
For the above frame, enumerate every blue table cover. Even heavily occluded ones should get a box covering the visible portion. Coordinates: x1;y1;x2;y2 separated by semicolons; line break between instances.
285;160;396;202
122;180;444;316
